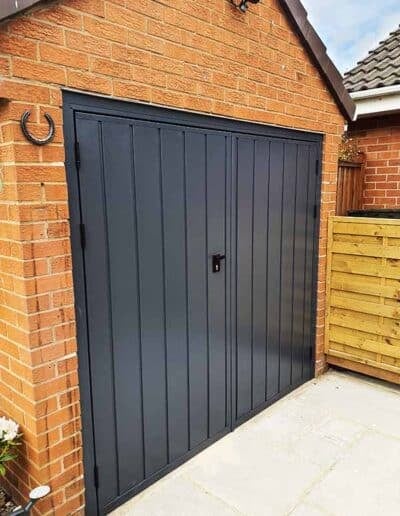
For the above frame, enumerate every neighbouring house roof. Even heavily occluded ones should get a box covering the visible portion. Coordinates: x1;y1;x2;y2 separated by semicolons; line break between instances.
344;26;400;93
0;0;355;120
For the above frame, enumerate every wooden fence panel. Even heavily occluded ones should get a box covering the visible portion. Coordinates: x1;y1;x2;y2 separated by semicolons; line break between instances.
336;161;364;216
325;216;400;384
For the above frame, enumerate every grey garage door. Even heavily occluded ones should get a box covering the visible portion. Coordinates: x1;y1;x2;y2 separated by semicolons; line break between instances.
65;93;321;514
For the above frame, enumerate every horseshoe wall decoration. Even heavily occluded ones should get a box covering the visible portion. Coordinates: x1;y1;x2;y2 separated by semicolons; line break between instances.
20;110;55;146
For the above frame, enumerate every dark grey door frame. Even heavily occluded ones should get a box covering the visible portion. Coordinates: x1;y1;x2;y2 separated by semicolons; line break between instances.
63;91;323;515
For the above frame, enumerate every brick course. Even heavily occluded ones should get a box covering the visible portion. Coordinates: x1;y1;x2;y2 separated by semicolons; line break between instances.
348;115;400;209
0;0;344;513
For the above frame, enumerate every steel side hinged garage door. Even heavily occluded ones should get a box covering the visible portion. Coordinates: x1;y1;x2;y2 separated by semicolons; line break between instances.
64;92;321;515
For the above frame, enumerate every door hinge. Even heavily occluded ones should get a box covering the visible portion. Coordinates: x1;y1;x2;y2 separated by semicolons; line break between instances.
313;204;317;219
79;223;86;249
94;465;99;489
75;140;81;170
309;346;314;361
315;158;319;176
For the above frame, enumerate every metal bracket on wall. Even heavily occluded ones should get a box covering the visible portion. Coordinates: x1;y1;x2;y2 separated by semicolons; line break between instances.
229;0;260;13
20;110;55;146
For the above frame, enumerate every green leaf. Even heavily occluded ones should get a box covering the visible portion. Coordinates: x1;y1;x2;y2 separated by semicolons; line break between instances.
0;464;6;476
1;454;16;461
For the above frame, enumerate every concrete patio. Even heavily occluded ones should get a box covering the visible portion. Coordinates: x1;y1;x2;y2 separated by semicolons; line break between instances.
112;369;400;516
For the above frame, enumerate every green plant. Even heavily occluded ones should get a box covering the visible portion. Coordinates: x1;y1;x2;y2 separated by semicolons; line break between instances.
0;417;21;476
338;134;361;162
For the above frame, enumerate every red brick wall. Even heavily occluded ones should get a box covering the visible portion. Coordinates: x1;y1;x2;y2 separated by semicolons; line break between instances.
348;115;400;209
0;0;345;513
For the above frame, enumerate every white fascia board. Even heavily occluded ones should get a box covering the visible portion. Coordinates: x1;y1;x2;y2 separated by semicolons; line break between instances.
351;88;400;120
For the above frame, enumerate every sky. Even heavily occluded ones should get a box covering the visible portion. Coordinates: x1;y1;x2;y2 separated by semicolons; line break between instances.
301;0;400;74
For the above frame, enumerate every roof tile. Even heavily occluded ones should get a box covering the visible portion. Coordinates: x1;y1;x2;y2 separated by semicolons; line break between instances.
344;25;400;92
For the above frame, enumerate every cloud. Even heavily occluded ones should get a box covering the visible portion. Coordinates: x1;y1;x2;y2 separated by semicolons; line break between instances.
301;0;400;73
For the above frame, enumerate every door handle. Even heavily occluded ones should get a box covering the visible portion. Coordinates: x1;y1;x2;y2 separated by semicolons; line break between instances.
212;253;226;273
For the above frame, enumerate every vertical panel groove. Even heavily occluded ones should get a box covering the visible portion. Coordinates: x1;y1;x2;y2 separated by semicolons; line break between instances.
130;124;146;480
278;146;285;390
224;135;229;428
183;132;191;449
158;128;170;464
98;121;121;494
230;136;236;428
205;134;210;439
309;146;319;377
234;138;239;419
302;146;311;378
250;139;255;409
265;142;271;402
290;146;299;386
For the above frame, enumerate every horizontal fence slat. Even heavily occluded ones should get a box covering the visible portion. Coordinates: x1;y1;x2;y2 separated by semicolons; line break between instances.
331;271;400;300
332;216;400;226
330;293;400;320
334;234;383;244
330;310;400;341
333;221;400;238
330;326;400;358
332;254;400;280
332;241;400;259
327;350;400;375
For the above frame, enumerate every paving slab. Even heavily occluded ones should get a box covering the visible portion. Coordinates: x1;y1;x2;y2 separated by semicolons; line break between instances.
111;370;400;516
113;476;242;516
304;431;400;516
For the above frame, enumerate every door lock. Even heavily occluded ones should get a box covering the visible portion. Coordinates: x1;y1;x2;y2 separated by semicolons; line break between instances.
212;253;226;273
